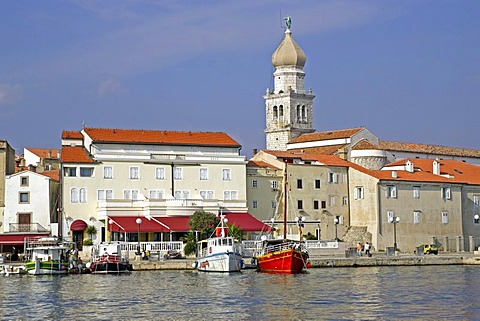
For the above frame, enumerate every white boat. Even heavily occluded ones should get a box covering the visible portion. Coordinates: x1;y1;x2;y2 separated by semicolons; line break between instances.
194;215;244;272
87;242;132;274
24;236;73;275
0;264;27;275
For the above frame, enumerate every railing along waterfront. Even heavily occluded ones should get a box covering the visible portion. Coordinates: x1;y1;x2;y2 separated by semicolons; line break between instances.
120;241;184;253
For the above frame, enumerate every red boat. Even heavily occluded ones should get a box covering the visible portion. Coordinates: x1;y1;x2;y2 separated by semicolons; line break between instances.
255;162;310;274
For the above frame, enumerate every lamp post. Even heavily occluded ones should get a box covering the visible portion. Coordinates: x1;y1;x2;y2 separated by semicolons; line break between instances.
108;219;113;242
475;214;480;224
295;216;305;240
389;216;400;253
135;217;142;256
334;216;340;241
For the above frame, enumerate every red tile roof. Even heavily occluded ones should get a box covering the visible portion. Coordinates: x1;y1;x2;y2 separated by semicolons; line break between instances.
290;127;364;143
351;139;379;150
40;170;60;181
262;150;351;167
289;144;348;155
61;146;94;163
379;141;480;158
62;130;83;140
26;148;60;159
82;128;241;147
247;160;280;170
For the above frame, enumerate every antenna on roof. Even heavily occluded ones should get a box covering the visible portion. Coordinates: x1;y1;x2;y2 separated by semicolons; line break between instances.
279;10;285;30
82;121;86;129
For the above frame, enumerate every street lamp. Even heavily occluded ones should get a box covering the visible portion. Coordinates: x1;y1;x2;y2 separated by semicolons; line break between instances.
135;217;142;256
108;219;113;242
389;216;400;253
295;216;305;240
334;216;340;241
474;214;480;224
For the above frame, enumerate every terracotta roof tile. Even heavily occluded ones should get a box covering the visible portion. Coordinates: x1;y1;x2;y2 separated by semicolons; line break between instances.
39;170;60;181
82;128;241;147
289;144;348;155
262;150;351;167
290;127;364;143
26;148;60;159
61;146;95;163
62;130;83;140
247;161;280;170
379;141;480;158
351;139;379;150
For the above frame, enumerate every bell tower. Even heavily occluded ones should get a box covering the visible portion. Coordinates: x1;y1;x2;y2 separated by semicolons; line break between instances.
265;18;315;151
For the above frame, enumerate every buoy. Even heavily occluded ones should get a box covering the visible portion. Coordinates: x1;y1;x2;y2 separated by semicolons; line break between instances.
306;262;312;269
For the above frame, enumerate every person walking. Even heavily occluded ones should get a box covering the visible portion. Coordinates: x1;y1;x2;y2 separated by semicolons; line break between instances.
365;242;371;257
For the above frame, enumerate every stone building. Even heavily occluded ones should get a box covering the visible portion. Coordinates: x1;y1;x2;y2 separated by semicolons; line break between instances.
0;140;15;233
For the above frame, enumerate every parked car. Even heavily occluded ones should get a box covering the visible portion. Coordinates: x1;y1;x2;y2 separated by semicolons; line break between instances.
419;244;438;255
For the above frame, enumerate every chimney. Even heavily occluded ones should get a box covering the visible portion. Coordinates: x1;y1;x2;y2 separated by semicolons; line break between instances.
433;159;440;175
406;160;414;173
252;149;258;155
392;170;397;178
338;147;348;160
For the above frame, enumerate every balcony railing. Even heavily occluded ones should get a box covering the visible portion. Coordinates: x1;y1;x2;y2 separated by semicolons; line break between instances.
9;223;49;233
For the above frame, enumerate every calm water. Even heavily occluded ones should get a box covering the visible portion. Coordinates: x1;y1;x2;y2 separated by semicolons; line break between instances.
1;265;480;320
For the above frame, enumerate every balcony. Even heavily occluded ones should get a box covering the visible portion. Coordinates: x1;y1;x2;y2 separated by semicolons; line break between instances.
8;223;49;233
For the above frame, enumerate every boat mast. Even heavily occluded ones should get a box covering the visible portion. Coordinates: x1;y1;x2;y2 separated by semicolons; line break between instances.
283;160;288;240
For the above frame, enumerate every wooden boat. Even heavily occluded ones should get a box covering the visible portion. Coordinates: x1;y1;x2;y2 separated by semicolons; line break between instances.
88;242;132;274
194;215;244;272
24;236;72;275
255;162;309;274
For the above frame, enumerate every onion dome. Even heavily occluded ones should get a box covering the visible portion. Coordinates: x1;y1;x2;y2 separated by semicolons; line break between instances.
272;29;306;69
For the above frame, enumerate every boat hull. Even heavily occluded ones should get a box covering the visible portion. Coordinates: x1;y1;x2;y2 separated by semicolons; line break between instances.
90;262;132;274
25;260;69;275
196;252;243;272
256;248;307;274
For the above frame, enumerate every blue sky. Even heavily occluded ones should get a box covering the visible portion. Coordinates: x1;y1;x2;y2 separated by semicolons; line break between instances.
1;0;479;158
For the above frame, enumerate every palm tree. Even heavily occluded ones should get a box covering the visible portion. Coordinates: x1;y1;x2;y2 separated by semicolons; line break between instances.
180;231;197;256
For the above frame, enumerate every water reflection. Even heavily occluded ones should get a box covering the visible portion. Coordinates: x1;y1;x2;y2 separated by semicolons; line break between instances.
1;266;480;320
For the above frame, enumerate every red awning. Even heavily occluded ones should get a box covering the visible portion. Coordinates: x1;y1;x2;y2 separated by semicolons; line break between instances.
156;216;191;232
0;233;50;245
108;216;170;233
224;213;272;232
70;219;88;231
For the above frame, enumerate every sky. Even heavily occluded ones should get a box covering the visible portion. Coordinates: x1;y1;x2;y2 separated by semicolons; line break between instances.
1;0;479;158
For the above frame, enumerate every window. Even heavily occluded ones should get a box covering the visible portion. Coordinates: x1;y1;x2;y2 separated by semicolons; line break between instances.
19;192;29;204
271;201;276;209
313;200;319;210
79;188;87;203
413;211;421;224
387;185;397;198
474;195;480;207
297;179;303;189
329;196;336;206
45;164;52;170
129;167;139;179
223;191;238;200
328;172;338;183
342;197;348;206
315;179;321;189
199;168;208;180
413;186;420;199
124;189;139;200
98;189;113;201
20;176;28;186
64;167;77;177
252;201;258;209
104;166;113;179
297;200;303;210
71;188;78;203
199;190;214;199
174;190;190;199
354;186;364;200
174;167;183;180
80;167;94;177
321;201;326;209
271;180;279;190
442;211;449;224
149;190;164;200
252;180;258;188
155;167;165;180
222;168;231;181
387;211;394;223
442;187;451;200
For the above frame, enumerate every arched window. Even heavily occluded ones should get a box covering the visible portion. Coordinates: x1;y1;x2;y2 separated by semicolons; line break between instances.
302;105;306;122
71;188;78;203
296;105;301;122
273;106;278;120
79;188;87;203
279;105;284;118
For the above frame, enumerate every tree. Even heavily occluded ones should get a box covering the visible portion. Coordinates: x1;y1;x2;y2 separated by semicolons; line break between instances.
86;225;97;240
180;231;197;257
188;211;219;239
228;223;244;241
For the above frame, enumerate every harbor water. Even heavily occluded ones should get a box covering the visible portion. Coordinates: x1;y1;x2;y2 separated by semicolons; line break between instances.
1;265;480;320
